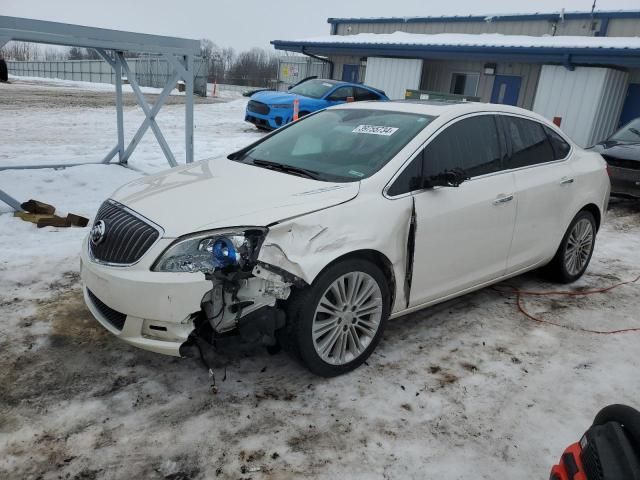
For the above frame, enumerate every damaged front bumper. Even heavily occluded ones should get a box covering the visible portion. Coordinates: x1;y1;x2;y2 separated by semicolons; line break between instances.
80;239;296;357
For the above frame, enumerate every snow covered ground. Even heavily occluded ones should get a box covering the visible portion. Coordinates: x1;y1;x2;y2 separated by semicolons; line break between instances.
1;78;640;480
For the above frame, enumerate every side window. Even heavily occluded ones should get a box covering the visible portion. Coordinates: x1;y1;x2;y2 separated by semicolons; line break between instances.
355;87;380;101
327;86;354;102
544;126;571;160
387;152;423;196
423;115;502;179
502;116;556;168
388;115;502;196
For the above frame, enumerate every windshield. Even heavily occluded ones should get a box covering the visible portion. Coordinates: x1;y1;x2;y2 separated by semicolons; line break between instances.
289;79;338;99
232;109;436;182
610;118;640;143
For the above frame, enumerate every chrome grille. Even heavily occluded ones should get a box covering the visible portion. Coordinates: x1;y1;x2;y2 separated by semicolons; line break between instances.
89;200;160;265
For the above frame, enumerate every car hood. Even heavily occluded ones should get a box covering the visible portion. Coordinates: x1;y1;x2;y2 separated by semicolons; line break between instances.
110;157;359;237
251;90;306;105
589;142;640;161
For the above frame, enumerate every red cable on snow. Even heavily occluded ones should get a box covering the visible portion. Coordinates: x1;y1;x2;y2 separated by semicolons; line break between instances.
493;274;640;335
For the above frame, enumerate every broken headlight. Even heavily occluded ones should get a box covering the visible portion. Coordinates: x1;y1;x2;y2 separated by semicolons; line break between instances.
152;228;267;273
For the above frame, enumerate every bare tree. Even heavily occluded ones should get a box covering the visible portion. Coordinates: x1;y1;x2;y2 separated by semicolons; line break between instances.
227;47;278;87
0;41;41;61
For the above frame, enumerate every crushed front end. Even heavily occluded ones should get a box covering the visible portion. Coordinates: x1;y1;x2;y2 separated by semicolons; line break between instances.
81;199;300;357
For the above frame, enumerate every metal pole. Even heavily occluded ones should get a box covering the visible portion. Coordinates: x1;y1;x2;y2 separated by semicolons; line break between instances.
185;54;194;164
0;189;24;212
114;52;125;163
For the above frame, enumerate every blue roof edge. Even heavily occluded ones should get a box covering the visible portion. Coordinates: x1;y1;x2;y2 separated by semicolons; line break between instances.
271;40;640;68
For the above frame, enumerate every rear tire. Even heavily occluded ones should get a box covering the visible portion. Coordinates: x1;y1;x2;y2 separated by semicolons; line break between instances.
546;210;597;283
283;259;390;377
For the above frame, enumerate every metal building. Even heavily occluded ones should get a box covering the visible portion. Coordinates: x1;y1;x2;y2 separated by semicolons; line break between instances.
272;10;640;147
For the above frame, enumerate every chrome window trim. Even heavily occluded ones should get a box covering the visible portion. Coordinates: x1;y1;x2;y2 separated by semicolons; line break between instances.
87;199;165;268
383;111;574;200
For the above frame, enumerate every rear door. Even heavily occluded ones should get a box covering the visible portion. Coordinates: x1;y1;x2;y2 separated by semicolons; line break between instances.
499;115;575;272
388;114;517;306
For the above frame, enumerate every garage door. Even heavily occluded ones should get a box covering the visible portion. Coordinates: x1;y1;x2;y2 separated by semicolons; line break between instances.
364;57;423;100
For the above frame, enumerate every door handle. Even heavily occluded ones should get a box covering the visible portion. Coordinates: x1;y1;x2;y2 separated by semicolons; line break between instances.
493;194;514;205
560;177;575;185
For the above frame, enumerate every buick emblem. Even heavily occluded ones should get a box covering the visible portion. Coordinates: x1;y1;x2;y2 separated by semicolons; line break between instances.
90;220;107;246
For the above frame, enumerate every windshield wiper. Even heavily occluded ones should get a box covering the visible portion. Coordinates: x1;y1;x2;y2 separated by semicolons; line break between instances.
629;127;640;138
252;159;322;180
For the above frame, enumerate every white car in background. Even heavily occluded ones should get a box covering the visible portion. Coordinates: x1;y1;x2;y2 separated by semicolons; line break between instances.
81;101;610;377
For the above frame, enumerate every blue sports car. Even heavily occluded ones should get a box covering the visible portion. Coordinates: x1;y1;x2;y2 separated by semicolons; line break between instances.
245;78;388;130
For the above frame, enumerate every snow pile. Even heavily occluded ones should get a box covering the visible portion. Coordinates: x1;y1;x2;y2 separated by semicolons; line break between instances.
277;31;640;50
8;74;187;96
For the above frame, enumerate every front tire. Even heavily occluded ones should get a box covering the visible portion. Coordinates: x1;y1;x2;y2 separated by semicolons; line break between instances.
546;210;597;283
284;259;390;377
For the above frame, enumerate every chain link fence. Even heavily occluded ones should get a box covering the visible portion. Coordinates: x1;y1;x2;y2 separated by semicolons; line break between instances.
7;56;209;96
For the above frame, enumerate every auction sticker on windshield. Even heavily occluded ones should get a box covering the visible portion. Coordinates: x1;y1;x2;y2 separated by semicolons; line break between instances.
352;125;399;136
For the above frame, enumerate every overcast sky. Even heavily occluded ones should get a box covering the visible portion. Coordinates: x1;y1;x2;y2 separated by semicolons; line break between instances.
2;0;639;52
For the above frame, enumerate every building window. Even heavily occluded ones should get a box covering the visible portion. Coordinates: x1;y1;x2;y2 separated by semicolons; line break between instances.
450;73;480;96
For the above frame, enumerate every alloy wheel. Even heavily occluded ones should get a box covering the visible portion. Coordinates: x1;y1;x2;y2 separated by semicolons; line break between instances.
564;218;594;276
311;271;383;365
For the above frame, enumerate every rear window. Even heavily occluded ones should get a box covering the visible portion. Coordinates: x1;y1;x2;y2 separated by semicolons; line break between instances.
289;79;337;99
232;109;436;182
502;116;556;168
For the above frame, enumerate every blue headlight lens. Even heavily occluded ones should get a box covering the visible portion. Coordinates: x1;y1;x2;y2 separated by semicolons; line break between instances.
212;237;238;268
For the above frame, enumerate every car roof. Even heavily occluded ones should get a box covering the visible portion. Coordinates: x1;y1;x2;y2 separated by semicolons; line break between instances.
304;78;385;94
332;99;551;123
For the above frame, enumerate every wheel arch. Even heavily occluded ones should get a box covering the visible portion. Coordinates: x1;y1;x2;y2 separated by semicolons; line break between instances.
579;203;602;231
312;249;397;310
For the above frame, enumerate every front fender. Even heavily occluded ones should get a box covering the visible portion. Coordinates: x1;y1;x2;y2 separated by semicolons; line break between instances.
257;192;414;314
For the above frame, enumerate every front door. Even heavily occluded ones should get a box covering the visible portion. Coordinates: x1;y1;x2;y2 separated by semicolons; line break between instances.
405;114;517;306
491;75;522;106
342;64;359;83
619;84;640;127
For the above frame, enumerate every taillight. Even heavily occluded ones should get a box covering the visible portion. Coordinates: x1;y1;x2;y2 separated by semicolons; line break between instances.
606;163;612;177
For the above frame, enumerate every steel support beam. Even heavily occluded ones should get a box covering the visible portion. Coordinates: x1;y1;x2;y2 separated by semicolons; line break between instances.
118;52;180;167
185;55;194;164
114;53;125;162
95;48;125;164
0;189;23;212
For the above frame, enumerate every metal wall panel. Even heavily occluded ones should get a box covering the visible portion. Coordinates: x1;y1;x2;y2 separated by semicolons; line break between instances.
363;57;423;99
335;18;603;37
419;60;540;109
607;18;640;36
532;65;629;147
330;55;364;82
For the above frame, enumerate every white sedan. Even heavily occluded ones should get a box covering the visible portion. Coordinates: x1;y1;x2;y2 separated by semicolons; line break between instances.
81;101;610;377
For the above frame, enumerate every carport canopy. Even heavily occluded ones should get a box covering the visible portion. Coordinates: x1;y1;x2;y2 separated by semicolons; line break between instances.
0;15;201;211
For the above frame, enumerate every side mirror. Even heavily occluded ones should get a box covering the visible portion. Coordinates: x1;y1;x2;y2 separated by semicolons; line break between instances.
412;168;468;190
429;168;468;188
